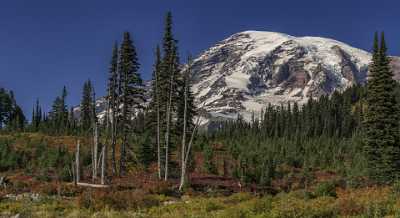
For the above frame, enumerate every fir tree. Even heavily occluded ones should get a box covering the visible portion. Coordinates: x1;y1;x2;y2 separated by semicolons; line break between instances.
159;11;182;180
31;99;42;131
80;80;94;132
177;55;196;143
118;31;145;175
364;32;400;183
49;86;68;134
106;42;119;175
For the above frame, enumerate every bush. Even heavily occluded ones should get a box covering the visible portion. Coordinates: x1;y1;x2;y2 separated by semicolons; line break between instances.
0;140;22;171
314;181;337;198
77;189;161;211
145;181;175;196
392;180;400;197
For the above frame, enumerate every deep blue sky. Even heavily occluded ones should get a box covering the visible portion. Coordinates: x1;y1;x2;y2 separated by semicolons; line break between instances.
1;0;400;118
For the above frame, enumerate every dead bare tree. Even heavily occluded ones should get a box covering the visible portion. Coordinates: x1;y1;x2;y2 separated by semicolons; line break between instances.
164;56;175;181
179;79;188;190
75;140;80;184
179;116;201;191
179;57;190;191
156;62;162;180
91;89;99;182
92;120;98;182
100;143;107;185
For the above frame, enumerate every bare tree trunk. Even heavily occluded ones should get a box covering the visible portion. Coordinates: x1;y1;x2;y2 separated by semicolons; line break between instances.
76;140;80;184
120;133;127;176
180;117;201;191
179;71;188;191
111;114;117;176
97;145;104;170
155;68;161;179
93;122;98;182
105;95;112;181
72;161;76;186
110;99;117;176
101;143;107;185
164;65;175;181
156;68;162;180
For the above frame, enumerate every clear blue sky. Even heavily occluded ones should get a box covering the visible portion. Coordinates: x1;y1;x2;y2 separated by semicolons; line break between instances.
1;0;400;118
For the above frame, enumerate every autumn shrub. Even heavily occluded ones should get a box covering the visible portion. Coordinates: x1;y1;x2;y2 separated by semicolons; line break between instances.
222;192;253;204
36;182;59;196
288;189;315;200
10;180;30;193
146;180;175;196
77;189;161;211
0;140;22;171
217;196;273;218
35;183;78;197
60;184;83;197
392;180;400;197
270;194;337;218
314;181;337;197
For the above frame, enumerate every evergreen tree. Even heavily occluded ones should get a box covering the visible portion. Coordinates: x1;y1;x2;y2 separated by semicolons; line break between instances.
49;86;68;134
106;42;119;175
177;55;196;143
118;31;145;175
31;99;42;131
80;80;94;132
0;88;12;128
159;11;182;180
364;32;400;183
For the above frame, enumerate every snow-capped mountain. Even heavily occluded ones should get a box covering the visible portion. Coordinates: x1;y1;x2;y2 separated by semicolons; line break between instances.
78;31;400;123
191;31;399;121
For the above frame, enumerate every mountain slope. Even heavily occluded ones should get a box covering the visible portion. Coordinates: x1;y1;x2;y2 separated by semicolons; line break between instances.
191;31;398;121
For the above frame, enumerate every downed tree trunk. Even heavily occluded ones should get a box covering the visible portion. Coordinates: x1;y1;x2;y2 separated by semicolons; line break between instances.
76;182;109;188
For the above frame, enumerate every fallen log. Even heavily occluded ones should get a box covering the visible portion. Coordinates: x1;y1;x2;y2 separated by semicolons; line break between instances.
76;182;109;188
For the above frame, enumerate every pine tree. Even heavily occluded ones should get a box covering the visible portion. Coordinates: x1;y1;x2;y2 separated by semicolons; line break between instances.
364;32;400;183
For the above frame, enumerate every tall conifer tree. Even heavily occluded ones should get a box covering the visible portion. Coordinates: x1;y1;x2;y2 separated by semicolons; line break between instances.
364;32;400;183
106;42;119;175
118;32;145;176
